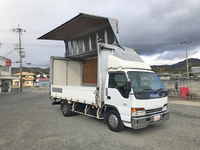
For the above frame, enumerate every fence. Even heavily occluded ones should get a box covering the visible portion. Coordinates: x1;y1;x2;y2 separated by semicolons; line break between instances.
161;79;200;97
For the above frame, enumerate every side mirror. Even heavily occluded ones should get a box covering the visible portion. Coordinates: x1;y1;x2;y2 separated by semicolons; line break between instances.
166;90;169;96
126;81;131;92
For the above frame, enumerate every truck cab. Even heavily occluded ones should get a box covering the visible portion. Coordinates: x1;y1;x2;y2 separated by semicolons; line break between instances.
105;69;169;130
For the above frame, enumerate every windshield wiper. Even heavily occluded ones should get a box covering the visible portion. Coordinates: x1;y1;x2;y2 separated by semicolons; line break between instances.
142;88;153;92
156;88;165;92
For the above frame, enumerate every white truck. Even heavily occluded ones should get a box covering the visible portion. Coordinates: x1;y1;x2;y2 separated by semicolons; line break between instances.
39;13;169;132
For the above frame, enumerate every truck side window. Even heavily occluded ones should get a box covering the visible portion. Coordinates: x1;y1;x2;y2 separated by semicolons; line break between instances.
108;73;128;98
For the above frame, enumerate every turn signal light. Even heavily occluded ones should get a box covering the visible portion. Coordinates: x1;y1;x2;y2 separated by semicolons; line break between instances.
131;108;146;116
162;104;168;111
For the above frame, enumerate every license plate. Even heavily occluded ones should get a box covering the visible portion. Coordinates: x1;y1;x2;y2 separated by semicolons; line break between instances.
154;115;160;121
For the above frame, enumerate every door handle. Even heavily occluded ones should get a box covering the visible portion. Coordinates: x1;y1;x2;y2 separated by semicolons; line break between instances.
107;96;111;99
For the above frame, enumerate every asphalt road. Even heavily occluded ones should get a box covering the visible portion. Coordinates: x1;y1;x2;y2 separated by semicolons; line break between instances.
0;90;200;150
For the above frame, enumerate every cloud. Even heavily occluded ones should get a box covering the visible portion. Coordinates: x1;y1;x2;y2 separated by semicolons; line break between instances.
0;0;200;67
118;0;200;58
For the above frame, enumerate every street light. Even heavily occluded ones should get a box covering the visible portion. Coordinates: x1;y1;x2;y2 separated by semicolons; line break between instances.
181;38;192;79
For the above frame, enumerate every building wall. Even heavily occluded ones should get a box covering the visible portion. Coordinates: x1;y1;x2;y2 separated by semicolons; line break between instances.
12;75;35;87
0;58;12;93
38;81;50;87
0;57;6;66
13;80;34;87
161;79;200;97
24;81;34;86
1;66;11;76
12;79;20;87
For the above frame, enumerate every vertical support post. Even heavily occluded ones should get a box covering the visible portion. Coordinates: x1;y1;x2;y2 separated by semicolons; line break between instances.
89;35;92;51
104;29;108;44
97;42;101;108
76;39;79;54
185;41;189;79
19;26;22;92
64;41;69;58
181;38;191;79
96;33;99;50
12;25;26;92
82;37;85;53
70;41;74;55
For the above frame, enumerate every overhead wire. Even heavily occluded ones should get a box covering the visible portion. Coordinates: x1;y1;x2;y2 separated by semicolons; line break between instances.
3;49;17;57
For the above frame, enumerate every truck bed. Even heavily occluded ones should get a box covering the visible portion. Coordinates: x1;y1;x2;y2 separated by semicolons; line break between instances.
51;85;96;105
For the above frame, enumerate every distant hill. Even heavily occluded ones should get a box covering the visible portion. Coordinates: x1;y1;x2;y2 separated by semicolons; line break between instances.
152;58;200;69
151;58;200;73
11;58;200;75
11;67;50;75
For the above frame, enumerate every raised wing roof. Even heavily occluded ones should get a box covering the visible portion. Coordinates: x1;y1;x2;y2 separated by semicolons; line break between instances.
38;13;119;42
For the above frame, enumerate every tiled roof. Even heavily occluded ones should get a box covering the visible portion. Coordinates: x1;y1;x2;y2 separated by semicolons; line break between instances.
157;73;170;76
24;77;34;81
12;72;36;76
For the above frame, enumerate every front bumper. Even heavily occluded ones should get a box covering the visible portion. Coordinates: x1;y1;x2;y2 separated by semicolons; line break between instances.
131;110;169;129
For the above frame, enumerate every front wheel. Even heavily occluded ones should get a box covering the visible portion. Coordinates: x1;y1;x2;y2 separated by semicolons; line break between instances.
107;110;124;132
61;101;72;117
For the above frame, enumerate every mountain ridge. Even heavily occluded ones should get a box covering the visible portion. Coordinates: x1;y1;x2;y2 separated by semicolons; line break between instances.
11;58;200;74
151;58;200;69
151;58;200;73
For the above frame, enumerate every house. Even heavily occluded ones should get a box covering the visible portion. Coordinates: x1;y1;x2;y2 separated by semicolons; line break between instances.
38;78;50;88
171;74;182;79
0;56;18;93
157;73;171;80
190;67;200;78
36;73;49;83
12;72;36;87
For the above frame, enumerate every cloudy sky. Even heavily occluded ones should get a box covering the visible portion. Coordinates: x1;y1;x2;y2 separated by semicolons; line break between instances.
0;0;200;68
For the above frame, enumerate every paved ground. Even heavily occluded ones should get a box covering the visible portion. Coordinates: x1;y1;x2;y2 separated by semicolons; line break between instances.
168;96;200;107
0;90;200;150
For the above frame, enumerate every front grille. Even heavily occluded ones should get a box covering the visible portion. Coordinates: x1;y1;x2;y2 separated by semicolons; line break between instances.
146;107;162;115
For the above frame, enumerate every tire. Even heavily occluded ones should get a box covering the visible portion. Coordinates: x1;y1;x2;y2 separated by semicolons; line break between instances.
61;101;72;117
107;109;124;132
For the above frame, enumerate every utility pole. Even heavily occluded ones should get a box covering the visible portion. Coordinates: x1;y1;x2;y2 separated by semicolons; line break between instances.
181;38;191;79
12;25;26;92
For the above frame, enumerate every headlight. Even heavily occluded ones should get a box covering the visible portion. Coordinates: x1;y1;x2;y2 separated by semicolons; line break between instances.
131;108;146;116
162;104;168;111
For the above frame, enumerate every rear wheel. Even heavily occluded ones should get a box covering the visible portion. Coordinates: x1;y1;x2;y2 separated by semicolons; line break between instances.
107;109;124;132
61;101;72;117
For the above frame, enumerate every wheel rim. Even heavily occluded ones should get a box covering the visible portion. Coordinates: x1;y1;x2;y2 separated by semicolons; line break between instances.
108;114;118;128
63;104;68;114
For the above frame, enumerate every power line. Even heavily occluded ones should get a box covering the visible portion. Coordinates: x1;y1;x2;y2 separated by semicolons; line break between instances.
3;49;16;57
0;42;64;47
0;29;12;33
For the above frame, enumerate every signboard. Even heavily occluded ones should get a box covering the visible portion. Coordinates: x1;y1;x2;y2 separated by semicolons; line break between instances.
6;59;11;66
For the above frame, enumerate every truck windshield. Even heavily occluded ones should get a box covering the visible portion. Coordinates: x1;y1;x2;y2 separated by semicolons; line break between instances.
127;71;167;99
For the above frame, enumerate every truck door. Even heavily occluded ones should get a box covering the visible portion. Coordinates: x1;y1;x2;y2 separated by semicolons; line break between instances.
50;57;81;86
106;72;131;122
